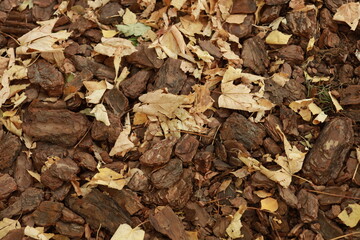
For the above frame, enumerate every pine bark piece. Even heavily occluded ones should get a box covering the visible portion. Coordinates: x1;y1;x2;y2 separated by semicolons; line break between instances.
149;206;188;240
120;70;152;99
199;40;222;58
150;158;183;189
126;43;164;69
175;134;199;163
153;58;187;94
48;157;80;181
0;131;22;170
286;7;317;38
242;36;269;74
23;100;89;147
277;45;304;64
72;55;116;80
297;189;318;223
0;174;17;200
67;189;132;234
28;59;64;97
14;153;34;192
220;113;266;150
56;221;85;238
231;0;256;13
339;85;360;105
32;201;64;227
104;88;129;116
302;117;354;185
140;137;177;166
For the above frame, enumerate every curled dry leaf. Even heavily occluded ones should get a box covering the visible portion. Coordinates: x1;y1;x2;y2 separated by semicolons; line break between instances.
289;99;327;124
260;197;279;213
338;203;360;228
24;226;54;240
86;167;128;190
110;113;135;156
0;218;21;239
333;2;360;31
16;18;71;54
111;223;145;240
91;104;110;126
328;91;343;112
218;66;275;112
226;203;247;239
238;126;307;188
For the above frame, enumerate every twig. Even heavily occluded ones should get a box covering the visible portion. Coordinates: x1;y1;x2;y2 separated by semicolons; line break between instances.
329;231;360;240
305;189;360;201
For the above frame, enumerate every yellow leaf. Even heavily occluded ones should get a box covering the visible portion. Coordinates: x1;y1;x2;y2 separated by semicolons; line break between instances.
0;218;21;239
123;9;137;25
111;223;145;240
307;37;315;51
265;30;292;45
333;2;360;31
226;203;247;239
260;197;279;213
254;190;273;198
102;30;118;38
338;203;360;227
87;167;128;190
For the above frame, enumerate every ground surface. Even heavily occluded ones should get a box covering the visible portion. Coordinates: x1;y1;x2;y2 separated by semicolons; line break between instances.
0;0;360;239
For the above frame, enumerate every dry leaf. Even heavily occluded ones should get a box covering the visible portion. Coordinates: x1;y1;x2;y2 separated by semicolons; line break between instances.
239;126;307;188
94;37;137;79
289;99;327;124
226;203;247;239
0;218;21;239
265;30;292;45
225;14;247;24
178;16;203;36
260;197;279;213
27;170;41;182
91;104;110;126
333;2;360;31
218;66;275;112
87;167;129;190
171;0;187;10
328;91;343;112
123;9;137;25
338;203;360;228
186;231;199;240
307;37;315;51
254;190;272;198
88;0;110;9
17;18;71;54
110;113;135;156
133;112;148;125
102;30;118;38
24;226;54;240
111;223;145;240
190;84;214;113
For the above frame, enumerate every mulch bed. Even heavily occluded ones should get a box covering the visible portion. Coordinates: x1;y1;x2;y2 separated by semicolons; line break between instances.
1;0;360;239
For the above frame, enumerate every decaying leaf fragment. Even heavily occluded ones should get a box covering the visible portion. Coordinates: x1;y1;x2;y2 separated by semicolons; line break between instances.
0;218;21;239
333;2;360;31
226;203;247;239
289;98;328;124
111;223;145;240
24;226;54;240
110;113;135;156
218;66;275;112
86;167;128;190
238;126;307;188
133;88;211;138
338;203;360;228
91;104;110;126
